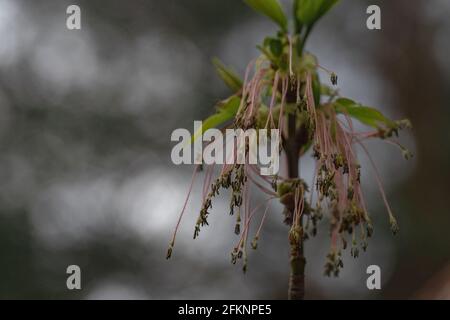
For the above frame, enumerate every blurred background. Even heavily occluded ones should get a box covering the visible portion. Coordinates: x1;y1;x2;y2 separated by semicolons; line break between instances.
0;0;449;299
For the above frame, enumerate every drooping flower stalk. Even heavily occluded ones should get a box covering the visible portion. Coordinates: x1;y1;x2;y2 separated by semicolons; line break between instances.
167;0;412;299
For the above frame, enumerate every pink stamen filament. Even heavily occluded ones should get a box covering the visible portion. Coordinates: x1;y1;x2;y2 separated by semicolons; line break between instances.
169;164;200;247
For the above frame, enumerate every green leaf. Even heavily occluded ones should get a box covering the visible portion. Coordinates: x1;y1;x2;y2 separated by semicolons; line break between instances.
334;98;397;129
191;96;241;144
244;0;288;31
269;38;283;57
256;45;277;65
320;84;337;97
293;0;302;34
312;72;321;106
295;0;339;29
212;58;243;92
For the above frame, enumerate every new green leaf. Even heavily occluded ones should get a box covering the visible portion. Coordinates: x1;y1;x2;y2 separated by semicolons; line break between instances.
312;72;321;106
191;96;241;143
244;0;288;32
212;58;243;92
269;38;283;57
295;0;339;29
334;98;397;129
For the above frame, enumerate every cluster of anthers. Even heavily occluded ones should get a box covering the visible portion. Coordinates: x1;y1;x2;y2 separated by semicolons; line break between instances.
166;33;411;276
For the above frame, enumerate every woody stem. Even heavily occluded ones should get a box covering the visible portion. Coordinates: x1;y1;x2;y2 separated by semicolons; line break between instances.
286;112;307;300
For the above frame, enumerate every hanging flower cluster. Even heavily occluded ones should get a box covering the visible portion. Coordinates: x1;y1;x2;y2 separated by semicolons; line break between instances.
167;0;412;283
